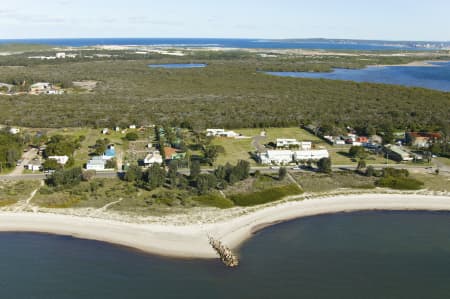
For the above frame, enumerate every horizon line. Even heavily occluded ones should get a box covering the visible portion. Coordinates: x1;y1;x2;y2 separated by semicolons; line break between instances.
0;37;449;43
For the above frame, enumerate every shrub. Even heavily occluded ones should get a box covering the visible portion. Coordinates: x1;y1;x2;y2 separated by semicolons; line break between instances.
125;132;139;141
376;176;424;190
191;194;234;209
230;184;303;207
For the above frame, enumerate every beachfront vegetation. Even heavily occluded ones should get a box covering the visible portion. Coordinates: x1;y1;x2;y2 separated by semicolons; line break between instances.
373;168;424;190
229;184;302;206
0;180;41;207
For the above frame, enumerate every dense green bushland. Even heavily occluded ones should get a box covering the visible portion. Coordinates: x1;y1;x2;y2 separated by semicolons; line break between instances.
0;55;448;132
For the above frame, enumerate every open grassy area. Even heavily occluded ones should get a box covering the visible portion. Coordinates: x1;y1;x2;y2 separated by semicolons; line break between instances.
410;173;450;192
0;180;41;207
212;137;255;166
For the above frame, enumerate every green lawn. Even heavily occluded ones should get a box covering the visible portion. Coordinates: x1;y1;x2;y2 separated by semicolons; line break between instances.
212;137;255;166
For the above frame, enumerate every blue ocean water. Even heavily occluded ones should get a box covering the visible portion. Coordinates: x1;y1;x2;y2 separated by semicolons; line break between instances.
148;63;207;69
266;61;450;92
0;38;423;51
2;211;450;299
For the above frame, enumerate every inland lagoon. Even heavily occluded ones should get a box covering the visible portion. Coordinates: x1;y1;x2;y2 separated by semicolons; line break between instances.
266;61;450;92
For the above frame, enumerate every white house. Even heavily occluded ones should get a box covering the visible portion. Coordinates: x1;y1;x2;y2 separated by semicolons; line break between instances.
48;155;69;165
129;125;137;129
30;82;52;91
259;150;294;165
27;161;42;172
206;129;240;138
276;139;312;150
86;156;106;171
143;151;163;166
102;128;109;135
293;150;329;162
56;52;66;59
9;127;20;135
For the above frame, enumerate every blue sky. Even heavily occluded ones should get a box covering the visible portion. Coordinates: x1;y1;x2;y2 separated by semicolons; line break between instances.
0;0;449;41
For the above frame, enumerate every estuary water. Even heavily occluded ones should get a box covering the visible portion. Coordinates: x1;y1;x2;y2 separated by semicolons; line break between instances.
2;211;450;299
266;61;450;92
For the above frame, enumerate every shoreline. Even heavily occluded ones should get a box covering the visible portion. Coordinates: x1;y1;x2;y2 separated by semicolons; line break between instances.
373;60;449;68
1;193;450;259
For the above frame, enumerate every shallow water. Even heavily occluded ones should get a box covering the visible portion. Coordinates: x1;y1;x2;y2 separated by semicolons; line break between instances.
2;211;450;298
266;61;450;92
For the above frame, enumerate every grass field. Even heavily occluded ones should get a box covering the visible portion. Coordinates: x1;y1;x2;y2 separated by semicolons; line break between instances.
293;171;377;193
410;173;450;192
212;137;255;166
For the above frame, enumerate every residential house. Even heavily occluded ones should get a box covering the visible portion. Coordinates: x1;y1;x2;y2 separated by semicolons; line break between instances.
384;145;413;162
293;149;329;162
143;150;163;166
48;155;69;165
27;161;42;172
102;145;116;160
30;82;52;93
9;127;20;135
56;52;66;59
406;132;442;148
101;128;109;135
276;139;312;150
259;150;294;165
164;147;186;161
86;156;106;171
206;129;240;138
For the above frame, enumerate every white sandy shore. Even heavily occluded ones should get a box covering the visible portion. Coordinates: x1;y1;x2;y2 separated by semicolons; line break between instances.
1;193;450;259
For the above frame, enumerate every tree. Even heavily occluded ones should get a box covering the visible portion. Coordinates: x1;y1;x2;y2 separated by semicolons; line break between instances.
357;159;367;171
278;167;287;180
204;145;219;165
317;158;332;173
145;163;166;190
190;159;201;180
365;165;375;177
349;146;367;159
124;165;142;182
94;138;109;155
46;167;82;188
125;132;139;141
167;161;178;189
196;173;217;195
43;159;60;171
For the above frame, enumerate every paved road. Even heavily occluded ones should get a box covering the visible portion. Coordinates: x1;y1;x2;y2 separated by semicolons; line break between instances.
8;148;38;177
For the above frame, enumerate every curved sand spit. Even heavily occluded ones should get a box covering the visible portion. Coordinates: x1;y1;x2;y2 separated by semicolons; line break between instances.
1;194;450;259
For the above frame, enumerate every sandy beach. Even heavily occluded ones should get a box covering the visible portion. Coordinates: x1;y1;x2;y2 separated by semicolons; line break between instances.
1;193;450;259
